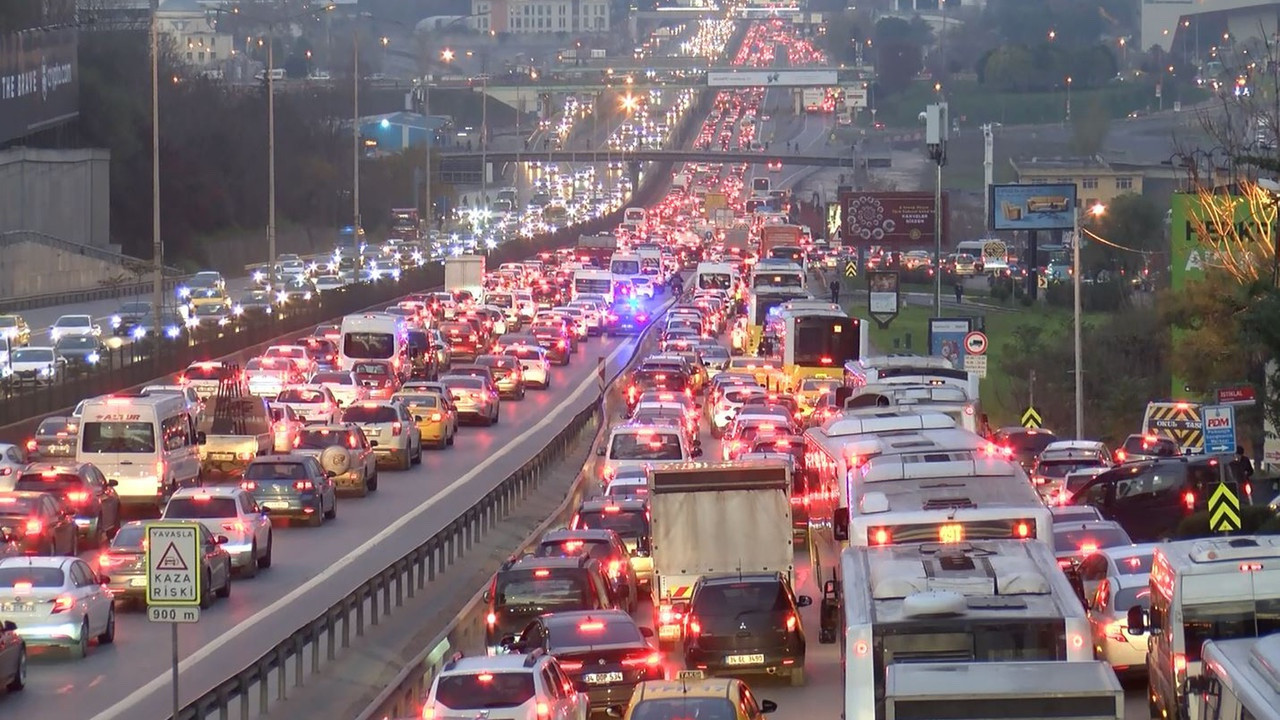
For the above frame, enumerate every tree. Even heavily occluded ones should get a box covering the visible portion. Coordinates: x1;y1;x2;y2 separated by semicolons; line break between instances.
1070;96;1111;155
981;45;1036;91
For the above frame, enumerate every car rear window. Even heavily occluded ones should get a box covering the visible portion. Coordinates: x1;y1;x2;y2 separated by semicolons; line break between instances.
1053;527;1132;554
244;463;309;481
693;581;790;613
1038;459;1106;479
1001;431;1059;455
37;418;75;435
353;363;389;376
534;539;613;561
14;473;83;493
165;497;239;519
342;406;398;424
549;618;643;649
1121;435;1180;456
298;430;359;450
435;672;535;710
277;389;328;403
496;571;589;606
312;372;354;385
1115;553;1154;575
632;699;737;720
0;567;64;588
574;509;649;540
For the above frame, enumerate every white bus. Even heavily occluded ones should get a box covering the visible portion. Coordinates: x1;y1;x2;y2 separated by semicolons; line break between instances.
572;268;614;303
1127;536;1280;720
845;355;981;399
1192;634;1280;720
623;207;646;226
843;384;980;432
884;661;1124;720
338;313;407;373
840;540;1097;720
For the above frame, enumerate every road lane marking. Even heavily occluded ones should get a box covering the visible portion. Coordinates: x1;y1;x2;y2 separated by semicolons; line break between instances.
93;332;646;719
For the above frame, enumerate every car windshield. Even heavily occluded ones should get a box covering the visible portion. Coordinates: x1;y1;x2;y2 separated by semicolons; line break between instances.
0;567;65;588
574;509;649;540
631;699;738;720
0;317;16;327
549;618;643;649
80;421;156;453
434;673;535;710
1053;527;1132;554
55;317;90;327
342;406;398;424
165;497;239;519
12;348;54;363
298;430;358;450
244;463;310;481
56;337;98;349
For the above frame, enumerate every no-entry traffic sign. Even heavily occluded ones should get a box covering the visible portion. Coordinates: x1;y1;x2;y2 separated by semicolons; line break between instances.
964;331;988;355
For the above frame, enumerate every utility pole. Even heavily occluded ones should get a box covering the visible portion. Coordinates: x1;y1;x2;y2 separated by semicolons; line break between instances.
926;102;948;316
353;28;361;231
982;123;994;231
150;0;164;337
267;33;277;266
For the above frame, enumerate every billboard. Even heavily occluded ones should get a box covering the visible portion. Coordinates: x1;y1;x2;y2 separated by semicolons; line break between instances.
841;191;947;245
0;25;79;145
928;318;972;370
707;70;838;87
989;183;1077;231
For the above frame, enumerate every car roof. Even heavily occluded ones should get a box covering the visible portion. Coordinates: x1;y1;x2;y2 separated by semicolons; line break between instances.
700;572;782;586
540;528;618;543
0;555;74;569
505;555;592;570
634;677;737;701
1043;441;1107;453
442;655;541;675
172;486;243;498
252;455;311;464
1053;519;1127;534
20;461;91;474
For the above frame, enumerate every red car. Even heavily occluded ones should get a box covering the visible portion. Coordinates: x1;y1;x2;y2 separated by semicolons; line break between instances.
352;360;400;400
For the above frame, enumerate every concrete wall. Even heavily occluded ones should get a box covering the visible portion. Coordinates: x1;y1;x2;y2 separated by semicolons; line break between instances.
0;147;111;248
0;237;149;298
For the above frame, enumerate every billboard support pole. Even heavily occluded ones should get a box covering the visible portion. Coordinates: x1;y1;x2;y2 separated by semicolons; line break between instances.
1073;210;1083;440
150;0;163;343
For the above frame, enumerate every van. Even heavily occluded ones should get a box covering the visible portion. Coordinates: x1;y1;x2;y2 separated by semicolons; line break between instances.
693;262;736;293
338;313;407;373
76;394;202;511
955;238;1009;274
596;423;701;483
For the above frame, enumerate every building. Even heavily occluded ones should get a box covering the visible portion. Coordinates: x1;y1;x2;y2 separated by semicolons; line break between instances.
359;112;452;154
1140;0;1278;55
157;0;234;69
470;0;611;34
1009;155;1144;210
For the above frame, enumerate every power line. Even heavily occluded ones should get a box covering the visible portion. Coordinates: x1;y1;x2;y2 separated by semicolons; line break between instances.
1082;227;1148;255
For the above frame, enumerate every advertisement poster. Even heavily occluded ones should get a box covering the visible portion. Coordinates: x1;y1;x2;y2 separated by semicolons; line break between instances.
867;270;899;320
841;191;947;245
0;23;79;145
928;318;972;370
989;183;1077;231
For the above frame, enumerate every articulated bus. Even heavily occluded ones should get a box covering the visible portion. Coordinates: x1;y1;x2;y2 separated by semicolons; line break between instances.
840;540;1097;720
845;355;980;399
775;304;866;392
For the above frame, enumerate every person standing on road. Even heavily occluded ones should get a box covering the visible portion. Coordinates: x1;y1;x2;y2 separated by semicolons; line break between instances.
954;281;964;304
1231;445;1254;491
829;279;840;305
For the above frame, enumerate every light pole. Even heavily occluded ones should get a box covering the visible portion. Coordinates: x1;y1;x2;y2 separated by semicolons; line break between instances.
1065;76;1072;122
151;0;164;331
352;27;361;232
1074;201;1106;439
925;102;948;316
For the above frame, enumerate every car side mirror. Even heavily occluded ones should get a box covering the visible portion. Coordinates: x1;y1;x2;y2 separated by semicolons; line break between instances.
796;595;813;608
482;590;493;603
196;431;207;445
214;534;230;545
639;625;655;638
99;573;111;585
673;601;689;615
415;416;424;423
596;447;606;457
369;440;379;448
1126;605;1147;636
761;700;778;714
107;479;119;487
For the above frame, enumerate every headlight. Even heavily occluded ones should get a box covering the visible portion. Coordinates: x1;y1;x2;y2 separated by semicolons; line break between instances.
165;326;181;338
132;327;147;339
253;271;265;283
0;366;10;378
50;329;62;340
87;352;101;364
276;292;288;304
178;287;191;298
111;315;122;328
304;292;313;301
39;366;54;377
233;305;243;315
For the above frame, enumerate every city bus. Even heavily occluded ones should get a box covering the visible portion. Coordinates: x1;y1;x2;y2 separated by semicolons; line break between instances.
1190;634;1280;720
840;540;1097;720
845;355;980;399
775;303;865;392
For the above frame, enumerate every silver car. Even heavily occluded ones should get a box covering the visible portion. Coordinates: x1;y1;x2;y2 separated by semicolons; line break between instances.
0;555;114;658
441;374;501;426
339;402;422;471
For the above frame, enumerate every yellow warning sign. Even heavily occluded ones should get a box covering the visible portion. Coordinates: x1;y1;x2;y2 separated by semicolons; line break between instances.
844;260;858;278
1021;406;1043;429
1208;483;1241;533
1144;402;1204;453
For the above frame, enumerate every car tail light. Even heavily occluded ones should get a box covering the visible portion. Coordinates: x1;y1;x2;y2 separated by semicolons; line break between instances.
558;339;567;349
1105;621;1127;642
1015;521;1031;538
1174;652;1187;676
785;613;798;632
622;652;662;667
608;559;622;578
222;521;247;534
1114;449;1126;462
391;421;403;436
156;459;166;479
66;491;89;503
870;528;891;545
686;617;701;637
50;595;76;613
347;434;360;449
99;553;124;568
536;702;551;720
485;612;496;627
240;481;257;490
237;451;255;461
295;480;315;490
421;705;436;720
1183;491;1195;510
24;519;42;535
658;604;681;626
559;660;584;671
25;439;36;452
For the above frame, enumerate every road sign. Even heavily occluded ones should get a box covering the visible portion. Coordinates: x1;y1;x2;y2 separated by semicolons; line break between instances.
1216;385;1256;406
148;606;201;623
1021;406;1043;429
963;331;988;355
1208;482;1241;533
1037;275;1048;290
963;353;988;378
146;523;201;608
1202;404;1236;454
844;260;857;278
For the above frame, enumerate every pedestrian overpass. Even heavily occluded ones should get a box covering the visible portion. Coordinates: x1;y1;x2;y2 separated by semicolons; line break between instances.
435;148;853;184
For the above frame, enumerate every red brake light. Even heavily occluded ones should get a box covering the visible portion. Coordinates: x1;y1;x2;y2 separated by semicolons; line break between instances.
65;491;89;503
240;481;257;490
1015;521;1031;538
818;356;833;365
51;595;75;614
25;439;36;452
294;480;315;490
24;519;42;535
578;621;605;631
534;569;551;577
1183;491;1195;510
785;613;798;632
1080;542;1099;556
391;421;403;436
536;702;551;720
871;528;890;545
686;617;701;637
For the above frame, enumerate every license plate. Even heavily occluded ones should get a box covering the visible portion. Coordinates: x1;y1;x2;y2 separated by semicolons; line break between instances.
130;577;147;587
725;654;765;666
209;452;235;461
264;501;291;510
583;672;624;684
0;603;34;612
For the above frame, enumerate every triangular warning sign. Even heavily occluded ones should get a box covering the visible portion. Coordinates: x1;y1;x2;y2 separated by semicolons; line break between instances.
155;541;189;571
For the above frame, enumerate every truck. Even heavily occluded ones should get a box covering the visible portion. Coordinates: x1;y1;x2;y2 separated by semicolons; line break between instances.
724;227;751;257
336;225;367;258
195;374;273;482
648;460;793;646
882;661;1123;720
802;87;826;113
576;233;618;269
444;255;486;301
760;224;804;260
1141;400;1204;454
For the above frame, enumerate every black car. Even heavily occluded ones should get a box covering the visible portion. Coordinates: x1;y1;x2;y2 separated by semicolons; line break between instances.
483;554;615;652
235;290;275;320
991;427;1059;471
526;327;572;365
0;491;79;555
507;609;660;712
604;302;651;337
53;335;107;369
680;572;810;684
13;462;121;547
1115;433;1181;463
533;528;640;612
110;301;151;337
1066;454;1239;541
130;312;188;342
27;416;77;461
571;498;652;580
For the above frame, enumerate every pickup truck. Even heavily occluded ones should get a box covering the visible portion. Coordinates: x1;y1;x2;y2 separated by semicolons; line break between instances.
196;394;273;482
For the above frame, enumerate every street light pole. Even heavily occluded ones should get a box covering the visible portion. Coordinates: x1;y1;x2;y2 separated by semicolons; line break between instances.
1073;209;1083;439
267;34;277;266
352;29;361;231
151;0;164;329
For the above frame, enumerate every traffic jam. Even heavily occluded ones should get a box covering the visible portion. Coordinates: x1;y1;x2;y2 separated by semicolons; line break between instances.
2;16;1280;720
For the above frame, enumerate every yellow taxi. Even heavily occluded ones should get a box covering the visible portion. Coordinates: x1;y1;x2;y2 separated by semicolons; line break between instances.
391;390;458;449
795;376;842;420
726;357;785;391
0;314;31;346
616;672;778;720
188;287;231;313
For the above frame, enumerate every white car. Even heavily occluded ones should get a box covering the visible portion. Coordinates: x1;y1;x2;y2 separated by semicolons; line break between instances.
309;370;367;407
502;344;551;390
314;275;345;292
339;401;422;471
710;384;768;437
421;653;587;720
631;276;655;299
0;443;29;489
261;345;317;377
244;358;294;398
0;336;9;366
0;555;114;658
141;384;205;425
162;487;273;577
1082;544;1156;676
275;385;341;424
49;314;100;341
3;347;64;386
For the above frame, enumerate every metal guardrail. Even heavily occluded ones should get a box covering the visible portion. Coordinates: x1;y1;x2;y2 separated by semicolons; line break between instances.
178;400;603;720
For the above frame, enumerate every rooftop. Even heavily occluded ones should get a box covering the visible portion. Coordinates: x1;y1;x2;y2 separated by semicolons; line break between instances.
1010;155;1125;174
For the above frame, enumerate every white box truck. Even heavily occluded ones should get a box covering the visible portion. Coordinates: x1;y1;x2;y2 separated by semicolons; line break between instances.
444;255;486;301
648;459;793;645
